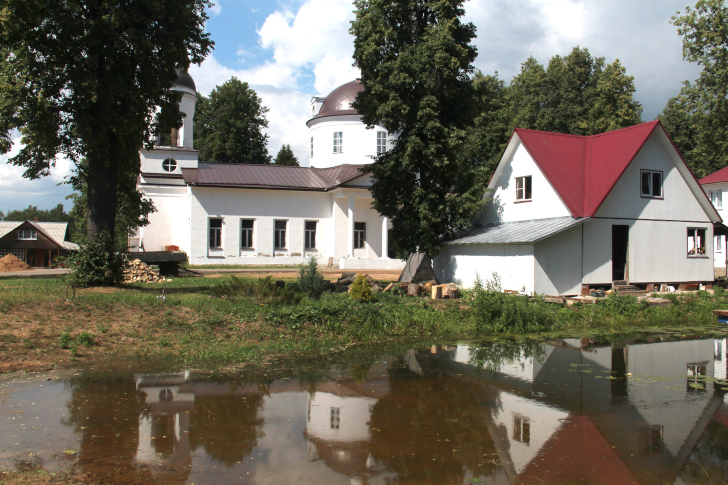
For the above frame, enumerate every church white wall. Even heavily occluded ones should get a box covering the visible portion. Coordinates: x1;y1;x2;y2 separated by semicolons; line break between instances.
140;148;199;174
534;225;583;296
178;91;196;149
139;186;191;253
433;243;535;292
479;142;571;224
308;115;388;169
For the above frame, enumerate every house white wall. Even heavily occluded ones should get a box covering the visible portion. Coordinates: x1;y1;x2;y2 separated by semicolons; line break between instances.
534;225;583;295
307;115;389;169
479;142;571;224
702;181;727;268
433;243;535;293
306;392;377;443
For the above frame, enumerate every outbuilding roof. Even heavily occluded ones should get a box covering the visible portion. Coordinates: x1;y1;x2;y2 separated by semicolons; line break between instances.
181;163;367;191
445;217;589;245
699;166;728;185
493;120;720;222
0;221;79;250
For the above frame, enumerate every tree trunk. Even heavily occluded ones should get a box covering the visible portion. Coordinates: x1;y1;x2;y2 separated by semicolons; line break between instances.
86;161;120;244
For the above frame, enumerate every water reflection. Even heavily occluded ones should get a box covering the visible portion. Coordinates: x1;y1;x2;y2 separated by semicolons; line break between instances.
1;336;727;484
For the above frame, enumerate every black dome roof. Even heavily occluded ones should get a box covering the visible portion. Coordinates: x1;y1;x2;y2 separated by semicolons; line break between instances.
174;69;196;91
316;80;363;118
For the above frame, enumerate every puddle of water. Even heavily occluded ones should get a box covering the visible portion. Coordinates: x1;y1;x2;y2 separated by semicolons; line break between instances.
1;336;728;484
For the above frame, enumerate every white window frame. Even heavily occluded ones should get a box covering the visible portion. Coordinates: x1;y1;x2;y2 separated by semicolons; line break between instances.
710;189;723;209
641;170;663;198
333;132;343;154
0;249;25;260
330;407;340;430
376;131;387;154
513;414;530;445
17;229;37;240
209;218;223;250
687;227;708;258
717;235;723;253
305;221;317;250
274;220;287;250
162;158;177;173
241;219;254;250
515;176;532;202
354;222;366;249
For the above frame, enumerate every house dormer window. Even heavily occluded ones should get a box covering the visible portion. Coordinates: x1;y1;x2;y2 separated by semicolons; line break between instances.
641;170;663;198
18;229;37;240
515;176;532;202
333;132;343;153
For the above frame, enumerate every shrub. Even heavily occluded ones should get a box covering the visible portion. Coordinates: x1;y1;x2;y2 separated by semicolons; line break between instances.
59;331;72;349
297;255;328;300
58;232;125;288
211;276;302;305
350;274;372;302
77;332;94;347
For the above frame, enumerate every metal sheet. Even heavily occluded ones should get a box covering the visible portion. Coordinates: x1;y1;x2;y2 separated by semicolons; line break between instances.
445;217;589;245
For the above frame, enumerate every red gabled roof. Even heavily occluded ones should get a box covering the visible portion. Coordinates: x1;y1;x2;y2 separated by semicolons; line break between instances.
514;121;662;217
699;165;728;185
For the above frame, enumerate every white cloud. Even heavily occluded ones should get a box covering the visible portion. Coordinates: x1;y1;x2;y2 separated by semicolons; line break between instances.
210;2;222;16
236;46;250;61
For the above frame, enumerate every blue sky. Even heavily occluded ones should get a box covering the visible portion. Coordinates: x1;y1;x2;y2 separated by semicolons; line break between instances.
0;0;704;215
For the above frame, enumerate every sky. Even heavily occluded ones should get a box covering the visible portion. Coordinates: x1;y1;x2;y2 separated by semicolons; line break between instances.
0;0;704;214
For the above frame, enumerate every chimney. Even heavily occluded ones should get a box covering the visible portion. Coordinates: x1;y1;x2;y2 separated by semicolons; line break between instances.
33;217;38;222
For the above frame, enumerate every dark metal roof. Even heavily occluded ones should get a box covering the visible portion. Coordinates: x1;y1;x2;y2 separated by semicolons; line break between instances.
174;69;196;91
315;80;363;118
181;163;368;191
445;217;589;245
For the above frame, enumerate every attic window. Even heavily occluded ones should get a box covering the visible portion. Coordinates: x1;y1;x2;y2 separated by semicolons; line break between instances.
515;176;532;202
18;229;37;240
710;189;722;209
641;170;662;198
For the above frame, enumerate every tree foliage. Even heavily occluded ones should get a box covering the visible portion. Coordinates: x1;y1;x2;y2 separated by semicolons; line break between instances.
659;0;728;177
351;0;484;258
273;144;300;166
194;77;271;164
0;0;213;249
3;203;73;224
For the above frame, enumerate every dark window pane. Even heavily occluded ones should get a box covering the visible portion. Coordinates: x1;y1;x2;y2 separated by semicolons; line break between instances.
525;176;532;200
241;220;253;229
275;220;286;230
642;171;651;195
652;172;662;197
354;222;366;231
306;221;317;230
210;219;222;228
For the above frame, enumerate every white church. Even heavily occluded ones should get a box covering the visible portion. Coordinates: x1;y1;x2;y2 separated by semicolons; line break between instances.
132;72;405;270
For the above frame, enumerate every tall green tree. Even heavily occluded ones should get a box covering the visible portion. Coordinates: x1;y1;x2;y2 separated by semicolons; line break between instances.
5;202;74;226
351;0;484;258
508;47;642;136
0;0;213;247
273;144;300;166
662;0;728;177
194;77;271;164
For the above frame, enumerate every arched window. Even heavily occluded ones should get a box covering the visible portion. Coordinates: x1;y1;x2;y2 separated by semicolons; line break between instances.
162;158;177;172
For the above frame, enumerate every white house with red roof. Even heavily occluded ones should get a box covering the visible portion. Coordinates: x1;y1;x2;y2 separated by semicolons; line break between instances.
133;75;404;270
698;167;728;269
434;120;722;295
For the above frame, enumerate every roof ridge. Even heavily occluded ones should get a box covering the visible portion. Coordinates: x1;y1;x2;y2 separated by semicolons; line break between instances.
585;119;659;139
197;162;313;169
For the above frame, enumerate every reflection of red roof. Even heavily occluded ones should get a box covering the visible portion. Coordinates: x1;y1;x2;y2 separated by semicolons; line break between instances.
699;165;728;185
518;415;639;485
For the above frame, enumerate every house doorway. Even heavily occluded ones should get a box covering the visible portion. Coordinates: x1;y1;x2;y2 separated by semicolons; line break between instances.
612;225;629;281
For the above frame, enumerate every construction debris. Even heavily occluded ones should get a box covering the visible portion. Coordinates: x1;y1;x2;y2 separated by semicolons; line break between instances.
123;259;171;284
0;254;32;272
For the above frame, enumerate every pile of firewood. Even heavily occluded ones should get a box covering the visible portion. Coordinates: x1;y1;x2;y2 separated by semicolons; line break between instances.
382;280;459;299
123;259;170;284
335;273;382;293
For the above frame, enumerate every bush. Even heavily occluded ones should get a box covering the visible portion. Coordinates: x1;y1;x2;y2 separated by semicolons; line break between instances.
350;274;372;302
77;332;94;347
59;331;72;349
58;232;125;288
211;276;302;305
296;255;328;300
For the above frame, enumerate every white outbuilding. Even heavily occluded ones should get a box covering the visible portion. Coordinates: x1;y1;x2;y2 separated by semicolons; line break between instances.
698;167;728;270
433;121;722;295
132;75;404;270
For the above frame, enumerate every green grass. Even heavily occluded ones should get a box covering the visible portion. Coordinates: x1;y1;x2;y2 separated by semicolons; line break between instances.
182;263;300;270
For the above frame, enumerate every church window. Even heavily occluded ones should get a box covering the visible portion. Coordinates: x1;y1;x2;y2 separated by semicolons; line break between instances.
241;219;254;249
275;220;287;249
641;170;663;198
330;407;340;430
310;137;314;158
377;131;387;154
333;132;343;153
305;221;317;249
209;218;222;249
354;222;366;249
513;415;530;445
515;176;532;201
162;158;177;172
687;228;707;257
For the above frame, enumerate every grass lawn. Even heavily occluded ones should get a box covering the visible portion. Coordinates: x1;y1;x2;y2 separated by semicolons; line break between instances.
1;273;728;373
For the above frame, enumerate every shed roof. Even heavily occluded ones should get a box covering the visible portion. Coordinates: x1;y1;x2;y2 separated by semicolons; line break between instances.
699;165;728;185
445;217;589;245
0;221;78;250
181;163;367;191
494;121;720;222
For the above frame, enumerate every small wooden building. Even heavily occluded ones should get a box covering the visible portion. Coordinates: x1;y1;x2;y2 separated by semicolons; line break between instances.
0;220;79;267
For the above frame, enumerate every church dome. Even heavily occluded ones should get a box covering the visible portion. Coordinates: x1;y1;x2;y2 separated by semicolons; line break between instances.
174;69;196;91
316;80;364;118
